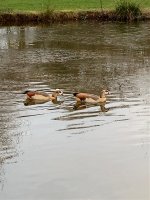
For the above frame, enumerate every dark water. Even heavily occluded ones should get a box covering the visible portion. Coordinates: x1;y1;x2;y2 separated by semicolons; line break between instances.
0;22;150;200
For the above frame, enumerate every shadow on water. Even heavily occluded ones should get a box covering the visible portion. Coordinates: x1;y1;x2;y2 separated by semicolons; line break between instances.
0;22;150;199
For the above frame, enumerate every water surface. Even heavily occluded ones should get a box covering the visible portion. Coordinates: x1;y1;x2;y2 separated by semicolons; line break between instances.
0;22;150;200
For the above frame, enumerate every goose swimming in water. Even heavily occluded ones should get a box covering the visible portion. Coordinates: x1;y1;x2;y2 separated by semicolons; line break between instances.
23;89;63;101
73;89;109;103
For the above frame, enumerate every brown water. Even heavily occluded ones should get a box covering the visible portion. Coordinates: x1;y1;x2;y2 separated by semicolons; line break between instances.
0;22;150;200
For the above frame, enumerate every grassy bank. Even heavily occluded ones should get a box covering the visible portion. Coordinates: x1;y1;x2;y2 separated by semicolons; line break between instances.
0;10;150;26
0;0;150;12
0;0;150;25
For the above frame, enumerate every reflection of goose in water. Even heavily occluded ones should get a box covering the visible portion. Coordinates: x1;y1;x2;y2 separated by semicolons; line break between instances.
24;97;64;106
73;90;109;104
73;101;109;112
24;99;49;106
73;102;87;110
99;102;109;112
23;89;63;101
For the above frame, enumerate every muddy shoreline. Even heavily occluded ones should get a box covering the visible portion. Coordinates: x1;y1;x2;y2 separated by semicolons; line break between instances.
0;10;150;25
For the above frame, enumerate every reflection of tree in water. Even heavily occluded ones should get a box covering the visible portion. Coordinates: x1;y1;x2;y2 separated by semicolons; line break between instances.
0;103;22;160
0;109;21;188
0;86;30;188
0;71;31;188
1;24;149;93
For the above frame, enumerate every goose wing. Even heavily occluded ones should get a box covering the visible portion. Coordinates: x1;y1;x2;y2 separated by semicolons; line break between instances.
85;93;99;100
35;91;49;97
76;93;99;101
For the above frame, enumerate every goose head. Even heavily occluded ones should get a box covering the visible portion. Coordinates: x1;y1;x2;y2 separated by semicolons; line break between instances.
54;89;63;96
100;89;110;98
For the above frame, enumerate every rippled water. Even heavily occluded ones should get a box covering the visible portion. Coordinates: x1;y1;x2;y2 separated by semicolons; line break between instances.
0;22;150;200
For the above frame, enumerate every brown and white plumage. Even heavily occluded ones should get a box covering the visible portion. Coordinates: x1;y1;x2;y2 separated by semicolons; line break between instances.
73;90;109;103
23;89;63;101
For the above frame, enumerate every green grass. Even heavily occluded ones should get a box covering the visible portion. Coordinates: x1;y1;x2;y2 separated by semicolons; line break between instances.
0;0;149;13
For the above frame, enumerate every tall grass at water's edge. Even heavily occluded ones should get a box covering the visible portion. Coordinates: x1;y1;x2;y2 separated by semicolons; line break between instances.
115;0;142;21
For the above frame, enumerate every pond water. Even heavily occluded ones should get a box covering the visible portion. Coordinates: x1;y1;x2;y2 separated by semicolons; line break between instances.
0;22;150;200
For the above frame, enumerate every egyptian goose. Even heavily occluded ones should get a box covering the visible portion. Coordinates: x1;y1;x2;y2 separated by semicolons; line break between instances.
73;89;109;103
23;89;63;101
